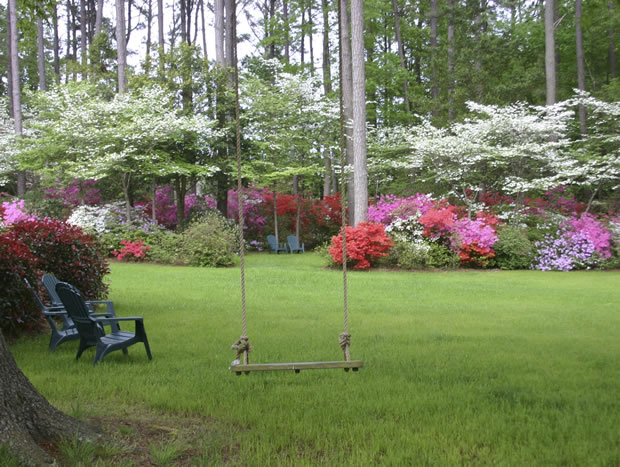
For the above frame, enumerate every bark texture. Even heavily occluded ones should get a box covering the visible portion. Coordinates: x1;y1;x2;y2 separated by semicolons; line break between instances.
0;331;100;465
544;0;556;105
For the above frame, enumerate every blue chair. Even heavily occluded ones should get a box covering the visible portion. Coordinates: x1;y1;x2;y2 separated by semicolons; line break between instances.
267;235;288;254
287;235;305;253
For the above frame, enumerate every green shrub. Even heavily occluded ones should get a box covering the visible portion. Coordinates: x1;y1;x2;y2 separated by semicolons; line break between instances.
494;225;533;270
179;213;238;267
148;231;182;264
390;240;430;270
426;242;460;269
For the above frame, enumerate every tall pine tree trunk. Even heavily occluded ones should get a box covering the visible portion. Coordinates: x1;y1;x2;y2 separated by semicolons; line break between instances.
545;0;556;105
609;1;616;78
80;0;87;77
575;0;586;134
339;0;355;224
430;0;439;117
116;0;127;92
322;0;333;197
9;0;25;195
351;0;367;225
37;16;47;90
447;0;455;121
283;0;290;62
53;4;61;82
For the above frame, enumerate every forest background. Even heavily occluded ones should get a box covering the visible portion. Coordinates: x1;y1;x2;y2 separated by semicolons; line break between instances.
0;0;618;237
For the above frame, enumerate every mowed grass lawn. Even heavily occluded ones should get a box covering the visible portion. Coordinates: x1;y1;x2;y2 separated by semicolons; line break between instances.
10;254;620;465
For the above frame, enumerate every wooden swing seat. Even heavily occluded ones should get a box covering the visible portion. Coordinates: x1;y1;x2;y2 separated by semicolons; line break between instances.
231;360;363;375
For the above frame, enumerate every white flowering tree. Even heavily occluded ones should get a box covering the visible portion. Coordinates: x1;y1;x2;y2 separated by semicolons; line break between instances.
552;92;620;211
240;59;339;239
374;100;584;215
18;83;221;225
0;99;18;187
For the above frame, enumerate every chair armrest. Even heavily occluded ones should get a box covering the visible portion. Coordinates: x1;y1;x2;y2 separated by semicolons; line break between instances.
93;316;143;323
90;313;116;318
45;310;69;316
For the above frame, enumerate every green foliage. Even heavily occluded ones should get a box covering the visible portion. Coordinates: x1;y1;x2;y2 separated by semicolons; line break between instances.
146;232;182;265
493;225;533;270
426;242;460;269
178;213;238;267
0;444;21;467
57;437;97;466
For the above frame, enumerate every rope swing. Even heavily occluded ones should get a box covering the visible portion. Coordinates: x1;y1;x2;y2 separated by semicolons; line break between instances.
229;0;362;375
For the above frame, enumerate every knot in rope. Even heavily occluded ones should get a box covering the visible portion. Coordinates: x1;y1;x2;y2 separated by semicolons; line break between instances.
231;336;252;359
339;332;351;351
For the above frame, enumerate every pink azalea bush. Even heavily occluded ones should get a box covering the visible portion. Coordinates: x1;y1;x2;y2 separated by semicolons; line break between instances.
150;186;217;230
367;194;434;224
1;199;36;225
111;239;150;261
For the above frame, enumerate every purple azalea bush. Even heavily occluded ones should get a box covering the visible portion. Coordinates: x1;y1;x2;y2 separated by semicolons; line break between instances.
227;188;267;232
45;179;102;207
450;217;498;251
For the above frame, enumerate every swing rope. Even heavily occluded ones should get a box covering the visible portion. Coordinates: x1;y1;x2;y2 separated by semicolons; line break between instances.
337;0;351;362
230;1;250;366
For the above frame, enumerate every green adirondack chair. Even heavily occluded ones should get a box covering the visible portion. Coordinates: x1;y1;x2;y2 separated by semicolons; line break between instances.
42;273;116;317
287;235;305;253
24;278;79;352
55;282;152;365
267;235;288;254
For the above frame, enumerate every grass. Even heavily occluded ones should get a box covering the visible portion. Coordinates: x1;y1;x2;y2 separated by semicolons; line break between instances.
9;253;620;465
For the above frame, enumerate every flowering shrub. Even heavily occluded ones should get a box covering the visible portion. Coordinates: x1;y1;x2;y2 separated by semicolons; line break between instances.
152;186;217;230
228;187;268;234
418;207;457;239
532;230;598;271
329;222;394;269
568;214;612;258
112;239;150;261
45;179;102;207
1;199;36;225
6;218;109;299
367;194;434;224
0;235;43;334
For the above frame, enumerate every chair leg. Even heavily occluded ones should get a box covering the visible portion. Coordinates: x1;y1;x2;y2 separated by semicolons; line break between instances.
76;340;89;360
136;321;152;360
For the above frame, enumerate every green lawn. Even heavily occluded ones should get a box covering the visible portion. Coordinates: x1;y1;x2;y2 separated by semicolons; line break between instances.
10;254;620;465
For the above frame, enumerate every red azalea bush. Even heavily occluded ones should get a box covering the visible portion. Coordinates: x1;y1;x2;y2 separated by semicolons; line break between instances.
329;222;394;269
6;218;109;301
0;235;44;334
112;238;150;261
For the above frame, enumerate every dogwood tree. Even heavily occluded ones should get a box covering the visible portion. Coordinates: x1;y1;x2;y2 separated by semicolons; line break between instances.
0;101;17;186
19;83;221;225
240;59;339;238
376;100;577;214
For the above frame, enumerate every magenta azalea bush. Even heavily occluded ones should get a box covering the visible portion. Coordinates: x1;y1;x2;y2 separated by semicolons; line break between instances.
45;179;102;207
367;194;434;224
150;186;217;229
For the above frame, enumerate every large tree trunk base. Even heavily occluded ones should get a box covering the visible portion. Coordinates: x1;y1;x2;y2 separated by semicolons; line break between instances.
0;333;101;465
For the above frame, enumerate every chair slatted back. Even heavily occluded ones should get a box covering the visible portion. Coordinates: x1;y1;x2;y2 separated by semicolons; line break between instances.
42;273;63;306
55;282;104;341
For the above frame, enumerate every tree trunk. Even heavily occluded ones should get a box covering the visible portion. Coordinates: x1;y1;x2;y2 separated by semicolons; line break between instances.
200;0;207;59
116;0;127;93
53;4;61;82
145;0;152;74
283;0;290;62
301;4;306;67
215;0;225;66
7;2;13;118
575;0;586;134
180;0;187;43
66;0;72;82
225;0;235;69
81;0;88;78
122;172;132;221
339;0;355;224
308;3;314;74
273;189;279;244
545;0;556;105
392;0;410;113
95;0;104;35
293;175;301;239
447;0;455;121
0;331;100;465
157;0;164;73
322;0;333;197
350;0;367;225
9;0;25;196
37;17;47;90
430;0;439;117
609;1;616;78
174;176;187;231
